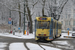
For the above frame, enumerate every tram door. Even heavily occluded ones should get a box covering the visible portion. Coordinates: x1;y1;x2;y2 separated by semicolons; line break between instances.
56;22;58;37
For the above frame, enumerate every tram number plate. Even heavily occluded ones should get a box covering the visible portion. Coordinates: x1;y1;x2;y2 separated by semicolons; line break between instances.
41;34;44;36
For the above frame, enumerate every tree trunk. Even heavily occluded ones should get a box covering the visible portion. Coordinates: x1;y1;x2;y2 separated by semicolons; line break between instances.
42;0;46;16
25;0;38;33
42;8;44;16
18;3;21;27
26;14;28;21
27;6;33;33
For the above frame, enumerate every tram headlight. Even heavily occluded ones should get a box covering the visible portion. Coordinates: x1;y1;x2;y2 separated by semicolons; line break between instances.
44;34;46;36
38;34;41;36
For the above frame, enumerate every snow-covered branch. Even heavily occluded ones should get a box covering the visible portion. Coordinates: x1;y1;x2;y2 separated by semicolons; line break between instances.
0;2;24;14
59;0;69;14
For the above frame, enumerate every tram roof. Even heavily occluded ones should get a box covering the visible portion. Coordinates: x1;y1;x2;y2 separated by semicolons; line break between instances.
36;17;62;24
36;17;52;21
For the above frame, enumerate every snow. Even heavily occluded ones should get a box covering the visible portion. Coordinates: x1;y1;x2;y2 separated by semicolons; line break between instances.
0;32;35;39
0;43;8;48
9;43;27;50
52;41;70;46
0;49;5;50
52;41;74;49
26;43;61;50
59;33;73;39
0;32;74;50
9;42;61;50
26;43;43;50
41;45;61;50
0;42;8;50
0;31;73;39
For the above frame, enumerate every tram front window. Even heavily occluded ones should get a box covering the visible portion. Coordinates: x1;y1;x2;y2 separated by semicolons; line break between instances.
36;21;50;29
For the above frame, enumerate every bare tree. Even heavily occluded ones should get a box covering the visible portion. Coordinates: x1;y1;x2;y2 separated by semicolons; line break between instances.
57;0;69;20
25;0;38;33
41;0;46;16
44;0;69;20
1;0;38;33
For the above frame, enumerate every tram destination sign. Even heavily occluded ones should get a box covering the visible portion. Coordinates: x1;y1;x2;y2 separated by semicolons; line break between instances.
39;18;47;20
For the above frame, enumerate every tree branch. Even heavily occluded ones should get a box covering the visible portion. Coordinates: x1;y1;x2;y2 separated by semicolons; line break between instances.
57;0;69;21
31;0;38;8
60;0;69;14
0;2;24;14
31;12;34;16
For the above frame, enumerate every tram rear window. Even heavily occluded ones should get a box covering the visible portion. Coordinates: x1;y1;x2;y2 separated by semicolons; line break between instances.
36;21;50;29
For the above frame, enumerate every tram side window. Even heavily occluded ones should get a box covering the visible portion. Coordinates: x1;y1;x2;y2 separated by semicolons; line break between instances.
53;22;55;29
54;22;56;29
58;24;59;29
59;24;61;29
47;21;50;29
60;24;61;29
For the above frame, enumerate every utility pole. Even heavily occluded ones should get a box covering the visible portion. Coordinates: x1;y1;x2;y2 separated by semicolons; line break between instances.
1;5;3;25
10;10;11;18
9;10;12;33
23;0;26;35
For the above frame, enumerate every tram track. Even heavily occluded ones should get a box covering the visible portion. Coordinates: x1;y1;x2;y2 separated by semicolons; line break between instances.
37;42;45;50
29;41;74;50
24;43;30;50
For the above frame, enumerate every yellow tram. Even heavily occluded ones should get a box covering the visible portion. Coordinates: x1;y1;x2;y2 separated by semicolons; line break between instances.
35;17;62;42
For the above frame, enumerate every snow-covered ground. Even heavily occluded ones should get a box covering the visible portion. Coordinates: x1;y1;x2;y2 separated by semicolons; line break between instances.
0;32;35;39
27;42;61;50
59;32;73;39
9;43;27;50
52;41;70;46
0;32;74;50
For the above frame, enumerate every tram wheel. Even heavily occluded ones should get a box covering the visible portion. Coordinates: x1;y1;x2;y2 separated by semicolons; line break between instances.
59;34;61;37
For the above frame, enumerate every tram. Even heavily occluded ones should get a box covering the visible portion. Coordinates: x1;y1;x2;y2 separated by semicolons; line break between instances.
35;16;62;42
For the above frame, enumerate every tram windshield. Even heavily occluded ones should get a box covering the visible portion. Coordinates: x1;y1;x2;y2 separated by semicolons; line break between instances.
36;21;50;29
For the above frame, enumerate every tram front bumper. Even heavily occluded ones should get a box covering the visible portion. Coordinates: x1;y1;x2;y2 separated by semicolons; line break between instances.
37;36;48;39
